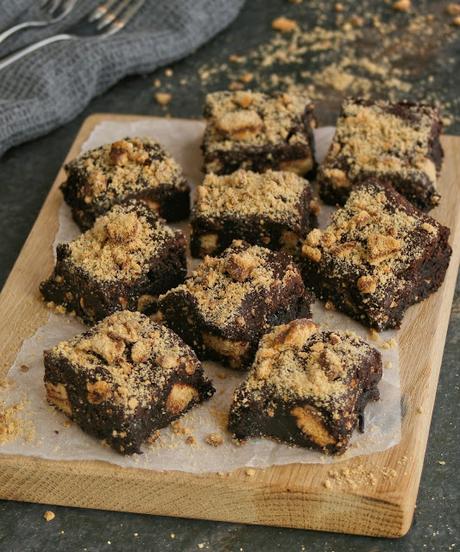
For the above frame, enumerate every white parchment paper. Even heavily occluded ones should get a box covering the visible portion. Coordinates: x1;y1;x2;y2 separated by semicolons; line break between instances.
0;120;401;473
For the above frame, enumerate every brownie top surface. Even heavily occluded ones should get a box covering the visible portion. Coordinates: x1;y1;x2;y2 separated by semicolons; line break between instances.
66;201;178;282
65;137;187;203
194;169;308;222
321;98;441;184
49;311;199;412
161;240;302;329
302;180;445;299
203;91;312;151
239;319;378;407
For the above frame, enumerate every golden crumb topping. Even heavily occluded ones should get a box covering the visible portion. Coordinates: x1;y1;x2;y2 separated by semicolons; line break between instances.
321;100;439;186
68;203;176;281
301;181;441;301
242;319;376;405
204;91;312;151
161;241;302;328
66;137;187;203
52;311;199;412
194;169;307;222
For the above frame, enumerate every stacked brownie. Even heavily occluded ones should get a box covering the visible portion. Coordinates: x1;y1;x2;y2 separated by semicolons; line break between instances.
40;93;452;456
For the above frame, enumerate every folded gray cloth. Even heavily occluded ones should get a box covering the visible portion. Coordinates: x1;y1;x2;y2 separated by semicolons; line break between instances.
0;0;244;157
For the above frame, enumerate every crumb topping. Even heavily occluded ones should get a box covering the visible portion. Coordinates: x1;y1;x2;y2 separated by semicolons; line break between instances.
204;91;313;151
68;202;177;281
241;319;377;407
194;169;307;224
302;181;441;301
65;137;187;203
160;241;303;329
321;99;440;185
51;311;200;413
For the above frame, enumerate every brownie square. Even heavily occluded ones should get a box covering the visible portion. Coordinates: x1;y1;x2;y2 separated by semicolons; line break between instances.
158;241;312;370
190;169;318;258
202;91;316;176
318;99;444;211
44;311;215;454
40;201;187;325
301;180;451;330
228;319;382;455
61;137;190;230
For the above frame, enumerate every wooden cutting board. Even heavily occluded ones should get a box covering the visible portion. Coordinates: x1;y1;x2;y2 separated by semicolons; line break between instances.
0;114;459;538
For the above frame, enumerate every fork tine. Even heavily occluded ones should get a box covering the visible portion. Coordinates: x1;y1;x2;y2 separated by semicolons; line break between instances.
47;0;63;16
96;0;131;30
102;0;144;36
88;0;119;23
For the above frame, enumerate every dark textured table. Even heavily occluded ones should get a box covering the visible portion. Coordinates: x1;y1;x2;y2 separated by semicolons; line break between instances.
0;1;458;550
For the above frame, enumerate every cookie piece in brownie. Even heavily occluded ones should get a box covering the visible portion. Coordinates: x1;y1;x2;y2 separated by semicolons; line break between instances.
61;137;190;229
158;241;312;370
202;91;316;176
190;169;318;258
40;201;187;325
44;311;215;454
301;180;451;330
318;99;444;211
228;319;382;455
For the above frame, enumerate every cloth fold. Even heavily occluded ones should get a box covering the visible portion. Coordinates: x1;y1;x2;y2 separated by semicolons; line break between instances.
0;0;244;156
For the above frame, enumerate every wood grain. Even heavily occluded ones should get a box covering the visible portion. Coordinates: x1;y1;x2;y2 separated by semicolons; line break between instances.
0;114;459;538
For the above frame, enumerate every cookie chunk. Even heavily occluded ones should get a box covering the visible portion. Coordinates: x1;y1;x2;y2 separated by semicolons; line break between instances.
228;319;382;455
61;137;190;229
190;169;318;257
318;99;444;211
202;91;316;176
158;241;312;370
40;201;186;325
44;311;215;454
301;180;451;330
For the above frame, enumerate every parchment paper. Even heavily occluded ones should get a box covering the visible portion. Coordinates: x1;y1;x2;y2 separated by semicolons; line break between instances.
0;119;401;473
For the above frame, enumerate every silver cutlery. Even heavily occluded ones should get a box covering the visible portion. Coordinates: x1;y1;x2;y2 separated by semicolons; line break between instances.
0;0;78;47
0;0;145;71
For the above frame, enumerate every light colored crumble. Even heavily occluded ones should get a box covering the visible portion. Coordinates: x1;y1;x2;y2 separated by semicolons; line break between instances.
194;169;308;223
203;91;313;152
49;311;200;414
68;203;176;281
65;137;187;204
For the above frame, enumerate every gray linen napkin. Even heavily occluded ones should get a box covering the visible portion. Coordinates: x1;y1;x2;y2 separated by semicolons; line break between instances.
0;0;244;156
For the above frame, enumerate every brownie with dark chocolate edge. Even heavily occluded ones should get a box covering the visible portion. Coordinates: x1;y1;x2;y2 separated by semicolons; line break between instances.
190;169;318;258
301;180;451;330
40;201;187;325
318;98;444;211
61;137;190;230
202;91;316;176
158;241;312;370
44;311;215;454
228;319;382;455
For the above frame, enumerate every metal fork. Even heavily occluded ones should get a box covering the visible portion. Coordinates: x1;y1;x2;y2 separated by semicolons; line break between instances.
0;0;78;47
0;0;145;71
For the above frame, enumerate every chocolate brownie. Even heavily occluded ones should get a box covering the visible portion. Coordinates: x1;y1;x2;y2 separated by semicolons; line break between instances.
61;137;190;230
301;180;451;330
318;99;444;211
158;241;312;370
190;169;318;258
228;319;382;455
44;311;215;454
202;91;316;176
40;201;187;325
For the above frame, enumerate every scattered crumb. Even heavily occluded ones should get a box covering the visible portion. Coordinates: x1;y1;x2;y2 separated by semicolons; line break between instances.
164;68;173;77
239;72;254;83
43;510;55;522
171;420;190;436
198;544;205;550
416;406;423;414
0;399;34;444
185;435;196;446
324;300;335;311
154;92;172;106
446;3;460;16
382;338;397;349
170;533;176;539
323;479;332;489
245;468;256;477
20;365;30;373
385;360;393;369
368;329;381;342
392;0;411;12
205;433;224;447
153;79;161;88
271;16;299;32
437;460;446;465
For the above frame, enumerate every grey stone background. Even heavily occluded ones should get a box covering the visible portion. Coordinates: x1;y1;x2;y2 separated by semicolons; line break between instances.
0;0;458;550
